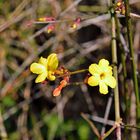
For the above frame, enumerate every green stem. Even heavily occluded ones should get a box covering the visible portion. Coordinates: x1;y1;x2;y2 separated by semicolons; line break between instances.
110;1;121;139
115;9;129;138
57;69;88;78
69;69;88;75
101;124;116;140
124;0;140;122
121;123;140;130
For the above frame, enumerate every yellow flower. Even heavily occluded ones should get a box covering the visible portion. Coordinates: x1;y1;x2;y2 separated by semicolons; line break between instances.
88;59;116;94
30;53;58;83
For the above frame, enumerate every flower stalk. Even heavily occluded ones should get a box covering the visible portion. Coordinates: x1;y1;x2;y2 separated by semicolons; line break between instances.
57;69;88;78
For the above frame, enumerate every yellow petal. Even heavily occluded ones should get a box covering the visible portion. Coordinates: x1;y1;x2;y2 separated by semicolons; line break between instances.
99;59;112;74
89;64;102;75
99;59;109;67
35;72;47;83
30;63;46;74
47;53;58;71
88;75;100;86
104;76;116;88
99;81;108;94
47;71;56;81
105;66;112;75
38;57;48;66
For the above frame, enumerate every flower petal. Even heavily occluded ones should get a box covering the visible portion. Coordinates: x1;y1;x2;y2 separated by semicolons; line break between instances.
38;57;48;66
104;76;116;88
30;63;46;74
99;81;108;94
99;59;112;75
47;53;58;71
35;72;48;83
89;64;102;75
48;71;56;81
88;75;100;86
104;66;112;75
99;59;112;74
99;59;109;67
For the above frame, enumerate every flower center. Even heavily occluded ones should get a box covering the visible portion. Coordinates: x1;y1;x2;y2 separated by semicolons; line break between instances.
100;73;105;80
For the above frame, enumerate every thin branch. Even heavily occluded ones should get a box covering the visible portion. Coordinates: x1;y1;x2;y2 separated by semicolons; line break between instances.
110;0;121;139
124;0;140;122
101;93;113;136
81;113;100;138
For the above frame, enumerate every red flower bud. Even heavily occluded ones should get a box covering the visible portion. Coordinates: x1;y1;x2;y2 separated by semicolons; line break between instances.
47;24;55;33
53;86;62;96
71;17;81;29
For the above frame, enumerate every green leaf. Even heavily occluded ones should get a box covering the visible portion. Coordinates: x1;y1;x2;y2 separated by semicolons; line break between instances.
78;123;90;140
2;96;15;107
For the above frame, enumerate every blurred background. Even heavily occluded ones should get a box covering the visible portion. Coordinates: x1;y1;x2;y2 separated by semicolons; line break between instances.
0;0;140;139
